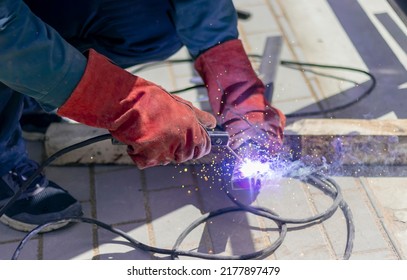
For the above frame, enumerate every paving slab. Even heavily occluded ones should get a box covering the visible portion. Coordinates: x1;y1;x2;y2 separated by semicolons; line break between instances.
0;240;38;260
360;177;407;259
42;203;94;260
94;166;146;224
97;222;152;260
145;184;204;252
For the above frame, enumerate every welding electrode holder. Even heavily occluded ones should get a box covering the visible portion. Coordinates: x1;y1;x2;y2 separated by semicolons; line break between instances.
112;129;259;190
111;129;231;147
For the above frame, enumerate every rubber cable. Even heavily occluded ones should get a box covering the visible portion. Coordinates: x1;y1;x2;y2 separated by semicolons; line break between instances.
1;58;363;260
130;56;376;119
3;135;354;260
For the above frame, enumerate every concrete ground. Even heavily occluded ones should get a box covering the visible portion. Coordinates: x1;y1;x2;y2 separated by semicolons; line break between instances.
1;0;407;260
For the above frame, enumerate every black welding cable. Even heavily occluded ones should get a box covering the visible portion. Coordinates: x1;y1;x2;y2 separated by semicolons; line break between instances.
12;207;286;260
323;176;355;259
223;173;343;225
131;57;376;119
229;176;354;259
7;132;289;260
0;134;113;218
172;173;354;260
279;60;377;118
4;134;354;260
5;134;286;260
170;206;288;260
11;173;352;260
245;55;376;117
0;57;363;260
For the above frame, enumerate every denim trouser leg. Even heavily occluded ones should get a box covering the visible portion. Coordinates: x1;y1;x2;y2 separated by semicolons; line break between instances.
0;83;27;176
22;96;44;114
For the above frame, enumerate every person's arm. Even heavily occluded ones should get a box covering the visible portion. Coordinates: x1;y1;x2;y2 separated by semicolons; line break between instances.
0;0;216;169
171;0;286;160
169;0;238;58
0;0;86;110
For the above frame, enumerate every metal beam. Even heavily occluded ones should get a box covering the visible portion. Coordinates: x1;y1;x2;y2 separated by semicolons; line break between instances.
259;36;283;103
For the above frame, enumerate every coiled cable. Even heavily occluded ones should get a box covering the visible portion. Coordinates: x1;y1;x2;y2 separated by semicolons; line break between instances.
3;134;354;260
2;58;365;260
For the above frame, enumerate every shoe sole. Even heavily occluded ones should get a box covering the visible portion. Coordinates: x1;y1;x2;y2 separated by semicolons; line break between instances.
0;214;70;232
0;202;83;233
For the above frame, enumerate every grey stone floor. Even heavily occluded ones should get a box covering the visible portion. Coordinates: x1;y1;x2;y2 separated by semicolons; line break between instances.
1;0;407;260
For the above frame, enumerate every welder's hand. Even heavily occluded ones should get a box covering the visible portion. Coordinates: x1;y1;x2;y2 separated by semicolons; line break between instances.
57;49;216;169
222;95;285;160
195;39;286;161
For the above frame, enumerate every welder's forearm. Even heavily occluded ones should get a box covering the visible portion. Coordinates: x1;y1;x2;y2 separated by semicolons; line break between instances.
0;0;86;111
170;0;239;58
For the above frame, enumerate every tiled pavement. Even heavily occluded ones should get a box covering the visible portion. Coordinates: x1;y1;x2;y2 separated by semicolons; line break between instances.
1;0;407;260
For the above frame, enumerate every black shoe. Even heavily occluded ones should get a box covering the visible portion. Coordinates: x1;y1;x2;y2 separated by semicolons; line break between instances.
0;158;83;232
20;112;63;141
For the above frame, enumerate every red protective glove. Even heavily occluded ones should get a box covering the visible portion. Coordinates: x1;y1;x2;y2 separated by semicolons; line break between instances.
57;49;216;169
195;39;286;160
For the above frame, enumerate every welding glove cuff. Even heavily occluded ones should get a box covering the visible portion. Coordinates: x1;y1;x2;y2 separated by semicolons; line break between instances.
57;49;216;169
194;39;286;158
